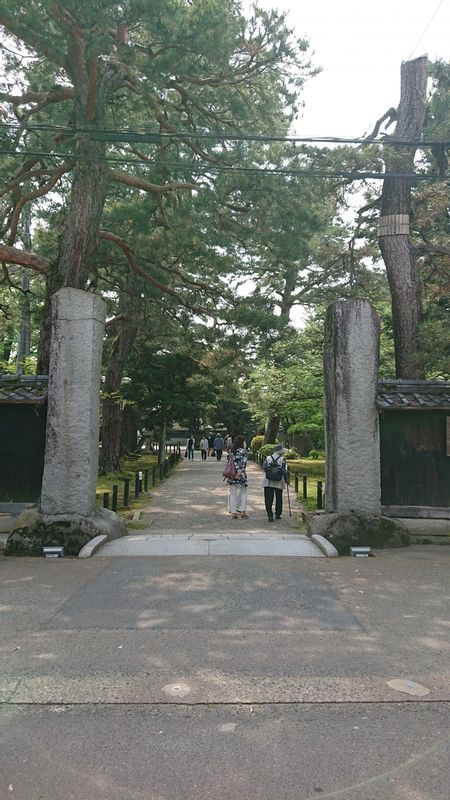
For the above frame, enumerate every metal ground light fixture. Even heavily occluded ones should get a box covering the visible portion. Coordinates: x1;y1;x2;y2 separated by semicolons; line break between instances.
43;546;65;558
350;546;374;557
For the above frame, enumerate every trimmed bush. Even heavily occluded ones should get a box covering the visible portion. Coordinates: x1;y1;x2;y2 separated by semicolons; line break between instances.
259;443;297;459
309;450;320;460
250;435;265;453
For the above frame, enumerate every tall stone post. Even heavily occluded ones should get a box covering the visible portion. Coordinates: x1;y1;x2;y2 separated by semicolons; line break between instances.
6;287;126;556
41;288;106;515
324;300;381;514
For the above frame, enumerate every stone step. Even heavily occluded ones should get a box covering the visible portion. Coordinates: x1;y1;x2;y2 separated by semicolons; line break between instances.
95;533;324;557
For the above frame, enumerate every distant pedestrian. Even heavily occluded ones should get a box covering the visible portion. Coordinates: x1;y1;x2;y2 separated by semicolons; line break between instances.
186;435;195;460
214;433;224;461
225;435;248;519
199;435;209;461
262;444;287;522
208;434;215;456
225;434;233;449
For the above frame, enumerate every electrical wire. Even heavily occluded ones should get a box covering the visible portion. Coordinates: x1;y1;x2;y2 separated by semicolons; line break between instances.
0;147;447;181
407;0;446;61
0;121;448;148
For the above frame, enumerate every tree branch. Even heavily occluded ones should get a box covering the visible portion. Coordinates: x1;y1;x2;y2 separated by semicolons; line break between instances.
0;12;67;66
0;87;75;118
6;161;73;245
364;107;397;141
98;230;204;314
415;243;450;257
110;169;200;194
0;244;48;274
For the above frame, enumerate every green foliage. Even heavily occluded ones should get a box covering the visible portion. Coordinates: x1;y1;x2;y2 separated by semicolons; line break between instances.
95;453;159;518
259;443;297;459
241;319;325;446
250;435;265;453
309;450;320;459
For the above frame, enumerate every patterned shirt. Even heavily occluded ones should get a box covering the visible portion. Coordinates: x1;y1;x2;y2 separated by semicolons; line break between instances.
225;448;248;486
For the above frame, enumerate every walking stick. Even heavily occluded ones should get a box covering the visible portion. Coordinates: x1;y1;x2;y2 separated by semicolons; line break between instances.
286;477;292;517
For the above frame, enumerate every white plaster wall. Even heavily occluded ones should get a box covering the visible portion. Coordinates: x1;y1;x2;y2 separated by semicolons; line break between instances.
41;288;106;516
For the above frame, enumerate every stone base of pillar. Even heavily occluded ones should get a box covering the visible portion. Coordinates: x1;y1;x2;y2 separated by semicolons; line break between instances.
4;507;126;556
305;511;410;556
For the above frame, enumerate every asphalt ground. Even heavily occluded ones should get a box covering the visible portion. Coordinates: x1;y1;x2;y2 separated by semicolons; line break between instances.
1;545;450;798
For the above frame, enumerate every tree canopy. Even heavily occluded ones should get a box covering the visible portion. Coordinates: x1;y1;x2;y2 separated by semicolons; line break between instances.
1;4;449;467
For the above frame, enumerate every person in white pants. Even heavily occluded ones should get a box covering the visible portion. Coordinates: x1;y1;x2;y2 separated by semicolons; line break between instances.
224;435;248;519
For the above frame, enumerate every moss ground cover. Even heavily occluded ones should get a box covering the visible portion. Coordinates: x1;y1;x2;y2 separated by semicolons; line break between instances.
286;457;325;512
95;453;169;519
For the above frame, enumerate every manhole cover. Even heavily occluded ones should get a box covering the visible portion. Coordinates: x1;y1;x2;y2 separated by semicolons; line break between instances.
162;682;191;698
387;679;430;697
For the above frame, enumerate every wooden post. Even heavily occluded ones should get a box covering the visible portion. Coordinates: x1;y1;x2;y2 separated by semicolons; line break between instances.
112;484;118;512
103;491;110;509
317;481;323;509
302;475;308;499
294;471;299;494
123;478;130;507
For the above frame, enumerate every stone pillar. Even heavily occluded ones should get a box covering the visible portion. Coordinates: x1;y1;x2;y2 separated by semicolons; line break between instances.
324;300;381;514
41;288;106;516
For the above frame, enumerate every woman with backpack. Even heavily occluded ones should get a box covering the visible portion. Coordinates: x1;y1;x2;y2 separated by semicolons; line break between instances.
224;434;249;520
262;444;287;522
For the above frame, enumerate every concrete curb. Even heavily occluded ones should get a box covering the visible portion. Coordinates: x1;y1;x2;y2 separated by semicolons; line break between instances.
78;534;108;558
310;533;339;558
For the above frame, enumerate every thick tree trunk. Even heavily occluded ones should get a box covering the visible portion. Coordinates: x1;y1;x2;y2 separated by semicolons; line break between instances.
120;404;140;455
101;317;139;473
58;136;109;289
264;415;280;444
37;59;111;369
292;432;313;456
378;57;428;378
36;260;61;374
264;281;292;444
2;337;13;362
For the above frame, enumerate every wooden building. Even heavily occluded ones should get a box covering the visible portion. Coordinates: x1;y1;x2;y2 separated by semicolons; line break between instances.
377;380;450;519
0;375;48;503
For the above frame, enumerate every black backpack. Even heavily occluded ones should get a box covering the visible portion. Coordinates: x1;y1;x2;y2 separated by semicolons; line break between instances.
264;454;283;482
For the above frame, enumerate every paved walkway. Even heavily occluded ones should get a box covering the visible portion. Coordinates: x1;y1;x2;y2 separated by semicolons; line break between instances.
98;454;323;556
2;547;450;798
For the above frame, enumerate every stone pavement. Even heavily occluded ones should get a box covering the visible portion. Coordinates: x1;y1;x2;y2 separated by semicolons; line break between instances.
1;546;450;798
98;454;324;556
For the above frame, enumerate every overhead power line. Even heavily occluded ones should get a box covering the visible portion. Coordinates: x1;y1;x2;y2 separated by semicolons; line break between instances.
0;147;448;182
407;0;446;61
0;121;449;148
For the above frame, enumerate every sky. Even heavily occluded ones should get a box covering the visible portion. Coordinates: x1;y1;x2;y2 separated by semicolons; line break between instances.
257;0;449;138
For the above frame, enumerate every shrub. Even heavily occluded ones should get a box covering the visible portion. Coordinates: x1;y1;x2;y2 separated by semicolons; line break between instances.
250;435;265;453
309;450;320;460
259;443;297;459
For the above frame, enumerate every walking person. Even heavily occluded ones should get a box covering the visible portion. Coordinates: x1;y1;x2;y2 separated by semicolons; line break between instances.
224;435;249;519
186;434;195;460
199;435;209;461
262;444;287;522
208;433;215;457
214;432;224;461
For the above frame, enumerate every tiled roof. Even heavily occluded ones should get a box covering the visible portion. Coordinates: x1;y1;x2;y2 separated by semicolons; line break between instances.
0;375;48;404
377;379;450;410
